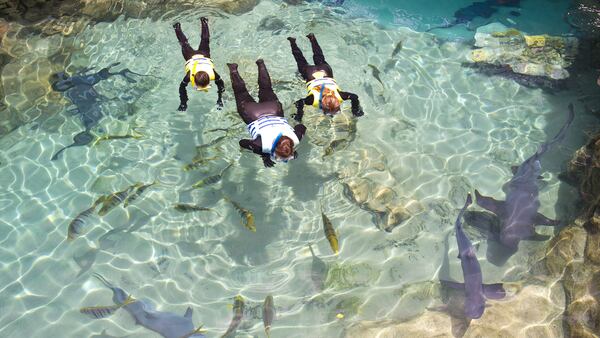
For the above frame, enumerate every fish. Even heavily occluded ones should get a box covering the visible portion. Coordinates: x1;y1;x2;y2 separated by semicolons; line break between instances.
308;244;328;291
225;197;256;232
439;194;506;320
323;139;348;158
391;40;403;58
80;295;136;319
427;0;521;32
93;273;206;338
67;199;103;241
123;181;156;207
174;204;215;214
191;163;233;189
51;131;95;161
98;186;133;216
262;295;275;338
221;295;244;338
474;105;574;257
367;64;384;88
321;207;339;255
92;131;143;146
183;156;218;171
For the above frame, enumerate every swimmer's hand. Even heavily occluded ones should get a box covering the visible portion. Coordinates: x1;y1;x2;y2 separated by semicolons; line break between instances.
293;100;304;122
352;107;364;117
173;22;181;30
262;155;275;168
178;103;187;111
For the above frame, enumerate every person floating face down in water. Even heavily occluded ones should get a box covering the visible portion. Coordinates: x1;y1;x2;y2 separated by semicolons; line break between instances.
228;60;307;167
287;33;364;122
173;17;225;111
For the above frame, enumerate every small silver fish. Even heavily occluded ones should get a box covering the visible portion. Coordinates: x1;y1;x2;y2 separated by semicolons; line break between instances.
67;204;98;241
80;295;135;319
98;187;133;216
123;181;156;207
367;64;384;88
391;40;403;58
191;163;233;189
221;295;244;338
263;295;275;338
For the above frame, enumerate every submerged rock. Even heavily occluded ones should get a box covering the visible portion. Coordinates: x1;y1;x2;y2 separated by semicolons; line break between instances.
468;23;578;83
345;283;563;338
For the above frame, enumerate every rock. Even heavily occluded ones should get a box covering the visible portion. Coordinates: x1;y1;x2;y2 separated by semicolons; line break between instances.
469;23;578;81
539;225;586;276
345;283;564;338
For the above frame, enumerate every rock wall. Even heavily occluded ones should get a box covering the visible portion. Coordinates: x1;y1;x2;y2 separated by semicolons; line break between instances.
541;135;600;337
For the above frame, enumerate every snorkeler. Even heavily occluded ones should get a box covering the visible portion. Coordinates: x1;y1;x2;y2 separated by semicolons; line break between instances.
173;17;225;111
227;60;307;167
287;33;364;122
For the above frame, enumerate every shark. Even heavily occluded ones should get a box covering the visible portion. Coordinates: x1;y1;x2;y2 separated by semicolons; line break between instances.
92;273;205;338
475;104;575;257
427;0;521;32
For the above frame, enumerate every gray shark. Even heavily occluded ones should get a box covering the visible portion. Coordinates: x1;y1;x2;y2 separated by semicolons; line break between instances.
443;194;506;319
93;273;205;338
475;104;575;256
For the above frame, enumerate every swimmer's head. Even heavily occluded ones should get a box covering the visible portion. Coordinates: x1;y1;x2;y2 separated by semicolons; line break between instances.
321;91;341;114
194;71;210;88
275;136;294;160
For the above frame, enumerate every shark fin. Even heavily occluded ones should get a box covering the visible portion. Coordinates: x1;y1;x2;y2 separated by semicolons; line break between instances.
483;283;506;300
533;212;559;226
474;190;505;216
184;307;193;319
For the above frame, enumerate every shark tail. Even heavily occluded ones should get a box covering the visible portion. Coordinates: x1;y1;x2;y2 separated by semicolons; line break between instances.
535;103;575;158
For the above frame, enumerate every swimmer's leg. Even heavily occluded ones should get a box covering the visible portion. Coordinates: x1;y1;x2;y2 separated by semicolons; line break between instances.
198;17;210;57
173;22;196;60
256;59;279;104
287;37;309;80
307;33;327;66
227;63;256;124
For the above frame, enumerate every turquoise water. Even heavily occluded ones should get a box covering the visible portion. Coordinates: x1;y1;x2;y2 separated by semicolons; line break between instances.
0;0;596;337
343;0;573;38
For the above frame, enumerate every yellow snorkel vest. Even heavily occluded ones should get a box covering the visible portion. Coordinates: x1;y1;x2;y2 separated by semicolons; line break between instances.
306;71;343;109
185;54;215;92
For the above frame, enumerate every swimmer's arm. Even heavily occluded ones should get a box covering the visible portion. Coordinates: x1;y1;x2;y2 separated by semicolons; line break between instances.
240;137;275;167
239;138;263;155
178;73;190;111
294;124;307;141
339;91;364;117
293;96;313;122
214;71;225;109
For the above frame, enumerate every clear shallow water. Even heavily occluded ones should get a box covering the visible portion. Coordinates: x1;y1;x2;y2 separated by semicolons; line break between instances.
0;0;596;337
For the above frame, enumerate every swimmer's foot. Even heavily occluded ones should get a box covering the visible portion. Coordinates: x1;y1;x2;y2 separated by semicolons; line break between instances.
227;63;238;71
256;58;264;65
173;22;181;30
287;37;296;43
306;33;315;40
200;17;208;25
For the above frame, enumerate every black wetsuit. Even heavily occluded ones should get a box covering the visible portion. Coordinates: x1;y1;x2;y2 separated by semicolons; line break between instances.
174;19;225;111
288;34;364;122
228;60;306;167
